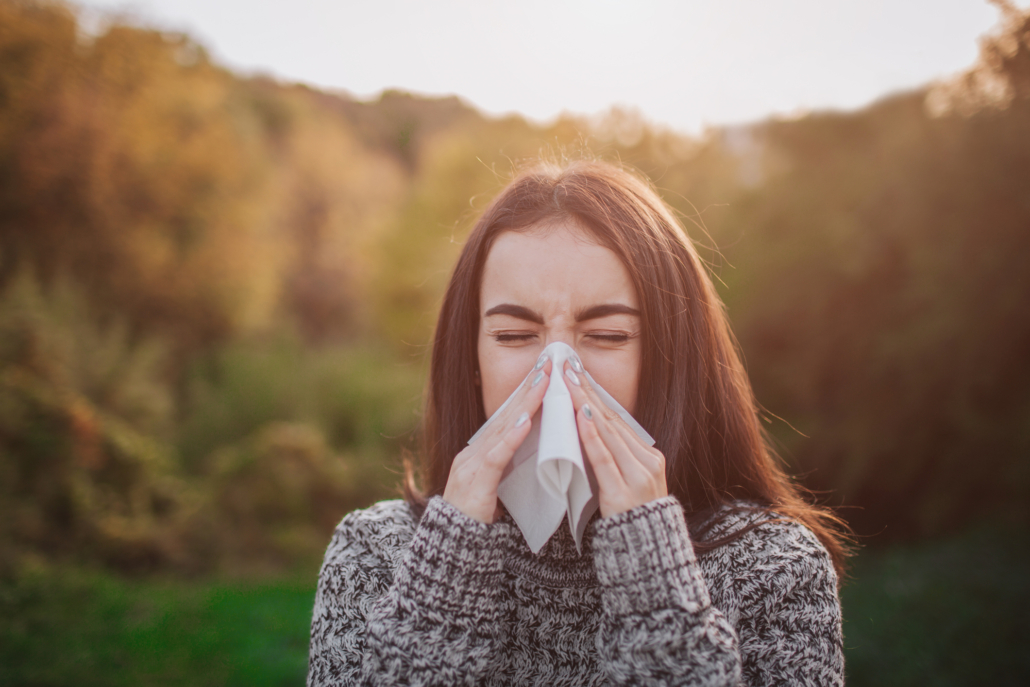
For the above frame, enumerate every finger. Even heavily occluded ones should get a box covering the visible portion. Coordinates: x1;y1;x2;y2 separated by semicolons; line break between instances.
595;410;668;501
463;358;550;480
564;362;618;426
562;361;591;409
452;409;532;491
586;401;652;486
476;410;533;483
608;416;664;475
575;403;625;495
474;358;551;447
564;364;650;484
513;357;551;418
450;441;477;471
564;362;659;469
445;408;535;523
562;364;632;460
482;358;550;447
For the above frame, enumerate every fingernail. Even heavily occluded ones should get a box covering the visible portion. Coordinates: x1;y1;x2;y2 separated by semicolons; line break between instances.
571;356;584;373
515;411;529;428
531;371;545;387
582;403;593;420
534;354;547;370
565;368;581;386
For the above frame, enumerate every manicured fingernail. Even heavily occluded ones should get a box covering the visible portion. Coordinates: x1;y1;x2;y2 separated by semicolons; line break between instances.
565;368;581;386
534;355;547;370
571;357;584;373
582;403;593;420
531;371;545;387
515;411;529;428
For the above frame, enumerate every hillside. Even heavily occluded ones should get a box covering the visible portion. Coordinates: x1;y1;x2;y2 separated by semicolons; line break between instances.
1;0;1028;574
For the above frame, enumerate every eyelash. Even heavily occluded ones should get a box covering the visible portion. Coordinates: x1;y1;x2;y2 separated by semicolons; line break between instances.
492;333;631;344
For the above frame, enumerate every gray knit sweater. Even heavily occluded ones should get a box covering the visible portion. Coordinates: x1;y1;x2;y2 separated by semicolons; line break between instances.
307;495;843;686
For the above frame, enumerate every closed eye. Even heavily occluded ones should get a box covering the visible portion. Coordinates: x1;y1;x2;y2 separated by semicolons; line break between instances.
493;333;537;343
588;333;631;343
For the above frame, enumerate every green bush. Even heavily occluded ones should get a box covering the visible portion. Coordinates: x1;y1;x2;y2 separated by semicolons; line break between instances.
843;526;1030;686
0;271;185;574
0;273;423;576
177;336;423;472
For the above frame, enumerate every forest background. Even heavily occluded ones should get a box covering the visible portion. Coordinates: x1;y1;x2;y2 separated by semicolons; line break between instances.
1;0;1028;685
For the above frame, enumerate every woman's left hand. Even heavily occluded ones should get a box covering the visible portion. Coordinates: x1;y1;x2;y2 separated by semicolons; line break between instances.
563;362;669;518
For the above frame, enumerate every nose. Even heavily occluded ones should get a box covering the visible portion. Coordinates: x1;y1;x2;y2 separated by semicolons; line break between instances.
543;323;577;350
545;334;575;349
540;337;583;373
543;334;577;367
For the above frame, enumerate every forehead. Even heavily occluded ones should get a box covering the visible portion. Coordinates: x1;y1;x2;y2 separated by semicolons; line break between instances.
480;219;638;310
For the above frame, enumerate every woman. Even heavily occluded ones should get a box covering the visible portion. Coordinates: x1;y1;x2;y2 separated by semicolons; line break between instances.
308;160;849;686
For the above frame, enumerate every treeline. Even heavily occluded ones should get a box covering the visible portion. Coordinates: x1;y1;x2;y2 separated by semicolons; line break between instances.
0;0;1027;575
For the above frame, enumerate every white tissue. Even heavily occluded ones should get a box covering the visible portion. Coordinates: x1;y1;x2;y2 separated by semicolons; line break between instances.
467;341;654;553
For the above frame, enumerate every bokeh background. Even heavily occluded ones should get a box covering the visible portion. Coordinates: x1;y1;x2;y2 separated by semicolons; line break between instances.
1;0;1029;685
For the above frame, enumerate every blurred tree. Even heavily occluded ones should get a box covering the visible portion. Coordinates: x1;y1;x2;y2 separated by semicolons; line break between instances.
0;270;184;573
3;0;1030;578
715;29;1030;537
248;80;406;343
926;0;1030;115
0;2;278;353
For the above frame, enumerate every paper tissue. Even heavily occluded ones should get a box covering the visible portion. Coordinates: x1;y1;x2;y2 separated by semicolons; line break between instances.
467;341;654;553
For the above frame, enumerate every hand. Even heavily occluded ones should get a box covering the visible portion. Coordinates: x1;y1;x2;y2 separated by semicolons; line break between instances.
563;361;668;518
443;359;551;523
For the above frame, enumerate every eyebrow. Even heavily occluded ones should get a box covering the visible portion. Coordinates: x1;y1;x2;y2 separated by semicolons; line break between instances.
482;303;640;323
575;303;641;322
483;304;544;324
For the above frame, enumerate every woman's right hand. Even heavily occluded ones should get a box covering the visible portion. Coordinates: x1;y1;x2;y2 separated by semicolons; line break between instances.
443;359;551;523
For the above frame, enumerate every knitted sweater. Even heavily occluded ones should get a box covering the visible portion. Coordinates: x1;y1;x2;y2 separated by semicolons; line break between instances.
307;495;843;686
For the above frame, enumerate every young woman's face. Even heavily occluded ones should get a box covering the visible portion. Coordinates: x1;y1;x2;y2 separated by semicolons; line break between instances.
478;219;642;417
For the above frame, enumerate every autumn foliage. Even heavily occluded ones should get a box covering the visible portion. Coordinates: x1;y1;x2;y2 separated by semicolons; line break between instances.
1;0;1028;575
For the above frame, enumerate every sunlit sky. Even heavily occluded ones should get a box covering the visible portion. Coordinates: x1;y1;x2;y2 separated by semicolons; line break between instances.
76;0;1025;134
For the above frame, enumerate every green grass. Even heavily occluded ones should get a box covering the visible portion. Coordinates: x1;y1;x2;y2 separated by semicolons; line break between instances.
842;525;1030;686
0;567;315;687
2;524;1028;686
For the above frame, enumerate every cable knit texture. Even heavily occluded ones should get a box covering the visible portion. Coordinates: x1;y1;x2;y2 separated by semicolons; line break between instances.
308;495;843;686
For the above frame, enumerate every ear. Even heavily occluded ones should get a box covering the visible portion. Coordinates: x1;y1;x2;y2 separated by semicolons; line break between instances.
474;369;481;386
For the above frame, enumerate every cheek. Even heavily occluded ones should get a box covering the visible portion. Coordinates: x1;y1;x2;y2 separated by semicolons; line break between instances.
478;341;539;417
582;352;640;415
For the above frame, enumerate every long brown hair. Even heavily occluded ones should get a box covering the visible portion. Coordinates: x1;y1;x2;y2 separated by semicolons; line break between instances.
405;159;852;575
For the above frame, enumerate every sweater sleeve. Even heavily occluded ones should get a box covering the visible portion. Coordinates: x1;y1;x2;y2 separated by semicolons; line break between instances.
307;497;508;687
591;496;741;686
592;496;845;687
726;517;844;686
